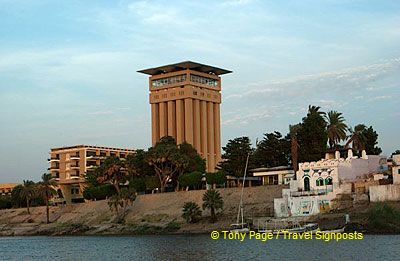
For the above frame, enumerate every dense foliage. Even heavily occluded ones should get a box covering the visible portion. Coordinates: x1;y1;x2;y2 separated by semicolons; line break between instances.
218;137;253;178
205;171;226;187
367;203;400;233
178;171;203;190
182;201;202;223
202;189;224;223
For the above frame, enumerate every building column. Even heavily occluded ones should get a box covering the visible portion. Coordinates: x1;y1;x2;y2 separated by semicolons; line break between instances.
167;101;176;137
193;99;201;152
214;103;221;165
200;100;208;166
207;102;215;171
176;99;185;144
184;98;194;145
159;102;167;139
151;103;160;145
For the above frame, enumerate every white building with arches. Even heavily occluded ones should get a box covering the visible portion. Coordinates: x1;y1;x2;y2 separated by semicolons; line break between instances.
274;149;386;217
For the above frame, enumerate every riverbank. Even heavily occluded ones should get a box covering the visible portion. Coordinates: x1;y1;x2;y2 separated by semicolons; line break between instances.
0;186;282;236
1;186;400;236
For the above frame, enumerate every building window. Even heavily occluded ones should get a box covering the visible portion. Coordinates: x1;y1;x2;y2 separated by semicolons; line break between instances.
265;175;279;185
325;177;333;185
316;178;324;186
152;74;186;87
304;177;310;191
190;74;218;87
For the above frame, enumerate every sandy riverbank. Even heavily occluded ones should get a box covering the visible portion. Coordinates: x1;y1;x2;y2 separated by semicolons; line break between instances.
1;186;399;236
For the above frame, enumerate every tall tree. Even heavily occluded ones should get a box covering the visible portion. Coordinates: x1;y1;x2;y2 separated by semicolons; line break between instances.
20;180;35;214
297;105;327;162
289;124;301;172
37;173;56;224
125;149;155;177
253;132;290;168
346;124;381;155
218;137;253;178
392;150;400;156
325;110;348;148
146;136;189;192
345;124;367;154
96;156;127;194
179;142;206;174
362;126;382;155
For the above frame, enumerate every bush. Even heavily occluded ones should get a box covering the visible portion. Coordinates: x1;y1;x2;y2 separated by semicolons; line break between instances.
0;195;12;209
129;177;146;193
206;171;226;186
178;171;203;190
367;202;400;233
144;176;160;191
83;184;117;200
182;202;202;223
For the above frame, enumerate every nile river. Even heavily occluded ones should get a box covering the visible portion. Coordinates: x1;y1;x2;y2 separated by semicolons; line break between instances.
1;235;399;260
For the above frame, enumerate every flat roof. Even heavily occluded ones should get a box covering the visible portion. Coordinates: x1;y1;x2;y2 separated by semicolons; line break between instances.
50;145;135;152
250;166;293;172
137;61;232;76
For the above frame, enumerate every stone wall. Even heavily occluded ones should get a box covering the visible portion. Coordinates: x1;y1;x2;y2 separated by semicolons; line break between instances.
370;184;400;202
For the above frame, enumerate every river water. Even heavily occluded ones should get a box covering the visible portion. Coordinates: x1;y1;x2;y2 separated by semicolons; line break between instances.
0;234;399;260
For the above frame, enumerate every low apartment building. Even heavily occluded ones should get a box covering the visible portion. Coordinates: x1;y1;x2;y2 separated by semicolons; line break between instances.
49;145;135;204
0;183;19;196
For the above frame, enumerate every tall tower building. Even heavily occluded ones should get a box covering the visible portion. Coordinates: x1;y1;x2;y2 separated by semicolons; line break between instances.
138;61;231;171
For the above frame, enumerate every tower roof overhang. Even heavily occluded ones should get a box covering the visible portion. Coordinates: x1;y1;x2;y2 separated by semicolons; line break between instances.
137;61;232;76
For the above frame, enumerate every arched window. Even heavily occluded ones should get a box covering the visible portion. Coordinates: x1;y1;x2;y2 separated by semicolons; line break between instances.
304;177;310;191
316;178;324;186
325;177;333;185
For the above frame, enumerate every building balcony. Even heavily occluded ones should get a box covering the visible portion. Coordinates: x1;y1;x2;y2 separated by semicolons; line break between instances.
70;165;80;169
290;187;333;197
70;156;80;160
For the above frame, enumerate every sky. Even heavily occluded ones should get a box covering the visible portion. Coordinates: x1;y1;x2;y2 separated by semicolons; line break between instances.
0;0;399;182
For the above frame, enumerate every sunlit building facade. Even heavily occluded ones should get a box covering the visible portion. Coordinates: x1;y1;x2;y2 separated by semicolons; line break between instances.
138;61;231;172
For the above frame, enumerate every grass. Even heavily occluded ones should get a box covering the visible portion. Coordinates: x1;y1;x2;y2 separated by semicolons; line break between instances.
367;202;400;233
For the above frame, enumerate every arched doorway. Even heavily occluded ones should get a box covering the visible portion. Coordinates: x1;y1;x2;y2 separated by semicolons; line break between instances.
304;177;310;191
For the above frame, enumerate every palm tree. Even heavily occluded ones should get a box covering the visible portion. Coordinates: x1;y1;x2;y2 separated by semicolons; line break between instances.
108;194;123;214
345;124;367;154
182;202;202;223
202;189;223;223
325;111;348;148
20;180;35;214
289;124;301;173
37;173;56;224
307;105;325;117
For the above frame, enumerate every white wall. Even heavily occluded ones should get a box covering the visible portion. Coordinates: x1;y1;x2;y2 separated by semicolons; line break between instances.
370;184;400;202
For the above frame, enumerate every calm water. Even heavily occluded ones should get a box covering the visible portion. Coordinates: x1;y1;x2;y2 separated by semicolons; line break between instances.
1;234;400;260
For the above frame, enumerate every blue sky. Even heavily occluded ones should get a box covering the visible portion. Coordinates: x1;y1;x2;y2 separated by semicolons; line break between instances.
0;0;399;182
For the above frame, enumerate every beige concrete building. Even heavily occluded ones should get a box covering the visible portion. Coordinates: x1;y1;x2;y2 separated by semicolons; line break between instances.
49;145;135;203
0;183;19;196
138;61;231;171
251;166;295;185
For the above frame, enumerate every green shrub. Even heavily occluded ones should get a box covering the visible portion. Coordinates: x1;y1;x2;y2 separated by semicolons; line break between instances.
144;176;160;191
182;202;202;223
206;171;226;186
0;195;12;209
178;171;203;189
129;177;146;193
368;202;400;233
83;184;117;200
